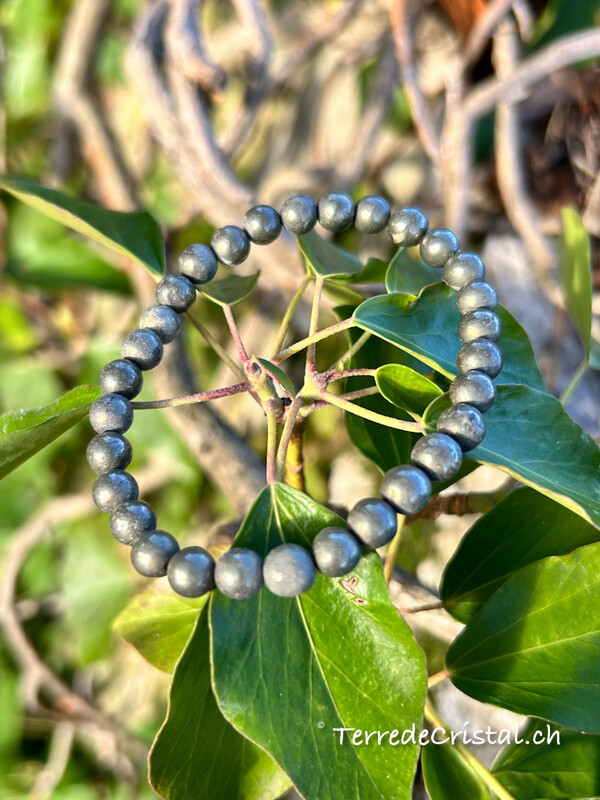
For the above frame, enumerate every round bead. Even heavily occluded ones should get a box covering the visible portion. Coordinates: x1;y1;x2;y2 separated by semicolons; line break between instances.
411;433;463;482
156;274;197;312
86;432;132;474
355;195;391;234
131;530;180;578
167;546;215;597
214;547;263;599
318;192;355;232
139;305;181;344
110;501;157;546
263;543;316;597
121;328;163;370
458;310;502;343
178;244;218;284
443;252;485;291
89;393;133;434
449;370;496;412
312;527;361;577
243;205;282;245
347;498;398;548
420;228;460;267
456;281;498;315
437;403;486;451
99;360;143;399
280;195;318;235
387;208;428;246
211;225;250;266
380;466;432;516
457;340;503;378
92;469;139;513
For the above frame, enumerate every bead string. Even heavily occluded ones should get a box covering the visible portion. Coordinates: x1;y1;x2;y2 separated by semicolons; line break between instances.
88;193;503;600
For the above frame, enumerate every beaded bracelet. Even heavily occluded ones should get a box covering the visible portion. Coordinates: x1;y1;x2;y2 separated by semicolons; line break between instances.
87;193;502;601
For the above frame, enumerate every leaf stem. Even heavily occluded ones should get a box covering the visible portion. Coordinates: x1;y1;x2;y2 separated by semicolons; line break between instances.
305;276;324;378
266;408;278;484
272;318;356;363
270;273;313;357
223;304;249;364
383;515;406;582
331;330;372;372
275;397;303;481
427;669;449;688
315;390;422;433
559;358;588;405
324;368;377;384
299;387;381;416
131;382;249;409
185;311;246;382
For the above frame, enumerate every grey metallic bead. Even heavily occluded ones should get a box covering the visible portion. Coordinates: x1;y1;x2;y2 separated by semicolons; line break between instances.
168;546;215;597
347;497;397;548
139;305;181;344
99;359;143;399
93;469;139;513
449;370;496;413
263;543;316;597
131;530;180;578
456;281;498;315
318;192;355;232
411;433;463;482
110;501;157;546
214;547;263;599
121;328;163;370
443;252;485;291
243;205;282;245
388;208;428;246
89;393;133;434
437;403;486;451
355;195;391;234
156;274;197;312
457;340;503;378
280;195;318;234
458;310;502;344
419;228;460;267
211;225;250;266
380;466;432;516
178;244;218;284
312;527;361;577
86;432;132;474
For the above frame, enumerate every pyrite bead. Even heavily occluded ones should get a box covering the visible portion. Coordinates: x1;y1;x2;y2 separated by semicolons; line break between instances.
312;527;361;577
458;310;502;343
167;546;215;597
156;274;196;312
380;466;432;515
99;360;143;399
411;433;463;482
456;281;498;315
449;370;496;412
280;195;318;234
457;340;503;378
214;547;263;599
121;328;163;370
211;225;250;266
387;208;428;246
318;192;355;232
347;497;397;548
131;530;180;577
355;195;391;233
443;252;485;291
263;543;316;597
92;469;139;513
110;501;157;545
90;393;133;434
140;305;181;343
243;205;282;245
86;432;132;474
420;228;459;267
437;403;486;451
178;244;218;284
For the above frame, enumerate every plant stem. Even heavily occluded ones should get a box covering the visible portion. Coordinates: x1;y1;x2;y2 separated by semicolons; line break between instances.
266;409;278;484
383;515;406;582
305;276;324;378
315;390;421;433
299;387;381;416
223;304;249;364
185;312;246;382
272;318;356;363
427;669;449;688
270;273;313;357
284;416;305;491
559;358;588;405
331;330;372;372
324;368;377;384
131;382;249;409
275;397;303;481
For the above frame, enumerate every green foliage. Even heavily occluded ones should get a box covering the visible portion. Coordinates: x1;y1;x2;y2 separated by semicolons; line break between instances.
385;247;440;294
376;364;443;417
299;230;365;278
559;208;593;356
200;272;260;306
256;358;296;397
422;742;490;800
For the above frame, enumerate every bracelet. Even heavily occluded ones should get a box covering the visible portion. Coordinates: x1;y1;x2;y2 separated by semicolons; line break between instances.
87;193;502;601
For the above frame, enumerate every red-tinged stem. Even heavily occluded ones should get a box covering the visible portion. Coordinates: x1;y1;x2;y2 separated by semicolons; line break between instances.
131;382;249;409
223;304;249;364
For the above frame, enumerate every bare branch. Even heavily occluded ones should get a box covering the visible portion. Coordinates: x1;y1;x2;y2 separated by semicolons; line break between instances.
166;0;227;93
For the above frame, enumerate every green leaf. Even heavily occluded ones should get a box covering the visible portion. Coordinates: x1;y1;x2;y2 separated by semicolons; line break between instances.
0;385;101;480
0;177;165;275
346;394;418;472
150;608;291;800
446;541;600;732
353;257;389;284
492;719;600;799
422;742;491;800
423;386;600;528
210;483;427;800
559;207;593;355
354;283;545;390
376;364;443;417
200;272;260;306
256;358;295;398
441;488;600;623
385;248;440;294
590;339;600;371
299;230;365;279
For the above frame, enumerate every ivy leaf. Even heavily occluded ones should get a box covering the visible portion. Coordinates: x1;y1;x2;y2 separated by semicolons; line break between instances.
376;364;443;417
559;207;593;356
256;358;295;398
349;257;388;284
210;483;427;800
441;488;600;623
385;248;440;295
299;230;365;279
422;742;491;800
150;607;291;800
346;394;418;472
200;272;260;306
0;385;101;479
446;541;600;733
0;177;165;275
